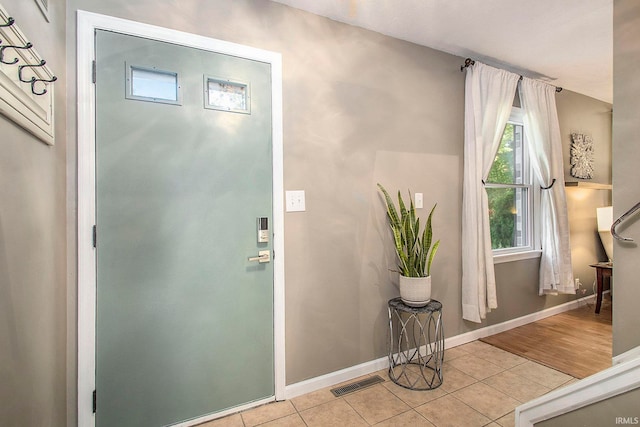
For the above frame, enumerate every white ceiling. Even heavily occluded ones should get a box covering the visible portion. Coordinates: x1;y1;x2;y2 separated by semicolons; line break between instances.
271;0;613;103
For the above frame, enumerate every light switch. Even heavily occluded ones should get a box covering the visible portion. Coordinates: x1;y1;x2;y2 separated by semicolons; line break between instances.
415;193;423;209
286;190;306;212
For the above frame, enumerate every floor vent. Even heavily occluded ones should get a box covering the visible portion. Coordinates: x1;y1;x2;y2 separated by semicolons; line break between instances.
329;375;385;397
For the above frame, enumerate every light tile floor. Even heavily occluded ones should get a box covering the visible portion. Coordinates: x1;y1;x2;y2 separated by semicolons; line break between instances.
199;341;577;427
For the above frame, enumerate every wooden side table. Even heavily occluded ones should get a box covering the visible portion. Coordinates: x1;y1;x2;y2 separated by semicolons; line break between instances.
387;297;444;390
589;262;613;314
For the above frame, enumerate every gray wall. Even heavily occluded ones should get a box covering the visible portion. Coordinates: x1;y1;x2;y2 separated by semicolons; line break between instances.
612;0;640;357
0;0;67;426
63;0;615;389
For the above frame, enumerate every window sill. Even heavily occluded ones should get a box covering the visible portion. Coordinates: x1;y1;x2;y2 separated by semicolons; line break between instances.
493;250;542;264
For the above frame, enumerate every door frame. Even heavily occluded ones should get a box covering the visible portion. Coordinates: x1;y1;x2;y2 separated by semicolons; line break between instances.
76;11;285;427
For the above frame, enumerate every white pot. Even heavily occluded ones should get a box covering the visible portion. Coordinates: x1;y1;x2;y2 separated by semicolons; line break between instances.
399;275;431;307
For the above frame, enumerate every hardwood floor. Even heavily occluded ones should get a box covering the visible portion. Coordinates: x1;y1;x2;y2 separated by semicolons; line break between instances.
480;296;612;379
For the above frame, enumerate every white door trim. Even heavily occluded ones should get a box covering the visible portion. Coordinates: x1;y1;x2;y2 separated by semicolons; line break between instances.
76;10;285;427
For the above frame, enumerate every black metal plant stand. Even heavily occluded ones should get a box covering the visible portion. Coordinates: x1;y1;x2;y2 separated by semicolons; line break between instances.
387;297;444;390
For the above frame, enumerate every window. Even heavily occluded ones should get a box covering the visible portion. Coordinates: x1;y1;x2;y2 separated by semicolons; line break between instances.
125;64;182;105
485;107;539;260
204;76;250;114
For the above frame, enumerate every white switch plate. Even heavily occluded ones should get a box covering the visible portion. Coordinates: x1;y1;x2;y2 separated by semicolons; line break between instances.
415;192;423;209
286;190;306;212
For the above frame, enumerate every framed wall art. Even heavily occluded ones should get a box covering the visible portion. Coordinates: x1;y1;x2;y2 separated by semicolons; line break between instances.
570;132;594;179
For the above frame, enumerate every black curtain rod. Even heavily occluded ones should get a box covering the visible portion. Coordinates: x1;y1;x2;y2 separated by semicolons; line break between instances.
460;58;562;93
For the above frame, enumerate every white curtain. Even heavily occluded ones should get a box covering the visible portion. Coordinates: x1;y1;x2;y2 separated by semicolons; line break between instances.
519;78;575;295
462;62;520;323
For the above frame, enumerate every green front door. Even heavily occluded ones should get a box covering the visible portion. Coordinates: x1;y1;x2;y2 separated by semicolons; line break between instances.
95;29;274;426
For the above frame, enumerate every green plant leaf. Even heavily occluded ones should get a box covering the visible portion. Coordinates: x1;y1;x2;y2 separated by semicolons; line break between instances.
378;184;439;278
377;184;400;229
427;240;440;276
397;190;407;220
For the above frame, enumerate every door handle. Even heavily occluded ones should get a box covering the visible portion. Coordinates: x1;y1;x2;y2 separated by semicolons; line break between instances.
611;201;640;242
248;250;271;263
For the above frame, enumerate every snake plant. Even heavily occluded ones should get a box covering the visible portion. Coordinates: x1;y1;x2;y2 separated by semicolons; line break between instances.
378;183;440;277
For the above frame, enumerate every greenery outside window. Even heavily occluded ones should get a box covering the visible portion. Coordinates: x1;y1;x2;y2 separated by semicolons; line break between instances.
486;107;539;260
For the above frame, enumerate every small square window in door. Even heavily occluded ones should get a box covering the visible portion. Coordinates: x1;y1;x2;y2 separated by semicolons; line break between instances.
204;76;250;114
126;64;182;105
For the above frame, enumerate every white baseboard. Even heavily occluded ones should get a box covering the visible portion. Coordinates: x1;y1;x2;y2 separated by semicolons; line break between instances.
285;357;389;399
285;294;596;399
445;293;599;347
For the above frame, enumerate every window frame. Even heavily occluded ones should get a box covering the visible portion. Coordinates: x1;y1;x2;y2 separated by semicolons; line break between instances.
485;107;541;263
125;63;183;106
203;75;251;114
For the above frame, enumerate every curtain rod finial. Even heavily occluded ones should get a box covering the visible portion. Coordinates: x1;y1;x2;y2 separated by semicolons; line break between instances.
461;58;475;72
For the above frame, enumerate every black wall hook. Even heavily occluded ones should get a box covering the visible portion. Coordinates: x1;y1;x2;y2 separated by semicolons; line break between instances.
18;59;45;83
0;16;15;27
0;41;33;65
31;76;58;96
0;14;56;97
